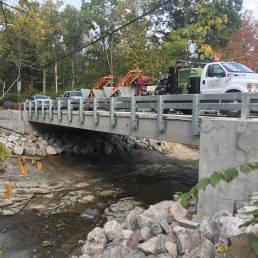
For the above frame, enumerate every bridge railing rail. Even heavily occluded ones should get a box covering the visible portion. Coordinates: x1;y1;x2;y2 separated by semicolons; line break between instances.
25;93;258;136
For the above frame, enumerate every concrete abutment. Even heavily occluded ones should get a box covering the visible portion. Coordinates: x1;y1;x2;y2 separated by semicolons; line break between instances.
198;118;258;216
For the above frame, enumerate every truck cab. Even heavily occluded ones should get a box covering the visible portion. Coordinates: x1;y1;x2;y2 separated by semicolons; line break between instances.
200;62;258;94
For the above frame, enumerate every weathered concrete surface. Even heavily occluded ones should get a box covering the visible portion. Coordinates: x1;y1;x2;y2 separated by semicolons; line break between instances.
198;117;258;217
29;111;200;146
0;110;33;134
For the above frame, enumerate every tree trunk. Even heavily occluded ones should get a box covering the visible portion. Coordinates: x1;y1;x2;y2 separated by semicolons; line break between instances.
71;59;75;89
43;68;47;94
55;62;58;93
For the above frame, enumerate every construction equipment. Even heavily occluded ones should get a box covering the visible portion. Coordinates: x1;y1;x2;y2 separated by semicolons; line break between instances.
87;75;114;98
110;68;150;97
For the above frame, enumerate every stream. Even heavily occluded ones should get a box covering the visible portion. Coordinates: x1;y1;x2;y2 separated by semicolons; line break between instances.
0;150;198;258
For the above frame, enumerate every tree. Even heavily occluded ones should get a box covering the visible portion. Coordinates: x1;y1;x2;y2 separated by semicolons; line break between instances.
162;0;243;63
225;11;258;71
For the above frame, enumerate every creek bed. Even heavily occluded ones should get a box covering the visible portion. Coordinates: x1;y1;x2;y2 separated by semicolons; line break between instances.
0;150;198;258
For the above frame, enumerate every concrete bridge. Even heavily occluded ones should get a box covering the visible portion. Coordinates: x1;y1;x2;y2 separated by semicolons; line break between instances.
1;92;258;216
24;93;255;146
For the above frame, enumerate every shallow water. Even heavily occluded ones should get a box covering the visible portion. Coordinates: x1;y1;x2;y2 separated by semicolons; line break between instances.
0;151;198;258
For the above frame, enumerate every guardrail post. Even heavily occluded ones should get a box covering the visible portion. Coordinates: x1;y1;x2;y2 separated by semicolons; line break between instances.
192;94;200;135
130;96;138;129
93;98;99;125
49;100;53;120
42;101;45;119
29;101;32;119
241;93;251;119
110;97;117;128
157;95;166;132
57;100;62;121
79;98;84;123
67;99;72;122
35;100;38;119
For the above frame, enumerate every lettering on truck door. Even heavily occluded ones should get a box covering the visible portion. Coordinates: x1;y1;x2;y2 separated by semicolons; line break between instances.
203;64;227;94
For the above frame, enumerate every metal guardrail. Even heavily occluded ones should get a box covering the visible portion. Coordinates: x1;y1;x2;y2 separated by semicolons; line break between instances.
24;93;258;136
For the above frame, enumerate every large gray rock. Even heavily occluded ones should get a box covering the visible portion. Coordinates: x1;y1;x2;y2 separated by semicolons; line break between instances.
124;250;146;258
138;236;160;255
81;242;104;257
173;226;201;255
109;246;123;258
124;207;145;230
199;210;246;243
25;146;37;156
140;227;152;242
36;147;47;157
182;239;215;258
8;134;19;142
104;220;122;241
165;242;177;258
13;146;24;155
87;227;107;245
46;146;57;155
138;201;176;228
126;230;142;250
79;255;91;258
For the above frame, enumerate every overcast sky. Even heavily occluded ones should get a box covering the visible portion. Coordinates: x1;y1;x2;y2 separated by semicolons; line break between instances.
60;0;258;18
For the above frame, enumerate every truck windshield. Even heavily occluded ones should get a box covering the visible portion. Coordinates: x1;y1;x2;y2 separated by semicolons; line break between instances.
222;63;254;73
35;96;49;100
70;92;82;97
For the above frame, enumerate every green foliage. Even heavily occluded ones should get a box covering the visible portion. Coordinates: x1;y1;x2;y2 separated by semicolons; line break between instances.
0;0;243;94
248;234;258;255
0;143;9;165
179;162;258;208
209;172;223;187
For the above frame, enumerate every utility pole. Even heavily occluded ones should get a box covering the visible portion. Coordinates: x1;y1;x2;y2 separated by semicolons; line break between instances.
43;68;47;94
54;62;58;93
2;81;5;96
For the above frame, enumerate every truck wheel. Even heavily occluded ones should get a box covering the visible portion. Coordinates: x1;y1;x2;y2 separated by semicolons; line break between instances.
220;98;241;118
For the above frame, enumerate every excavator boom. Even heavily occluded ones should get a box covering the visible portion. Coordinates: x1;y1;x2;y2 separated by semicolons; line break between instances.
110;68;142;96
93;75;113;90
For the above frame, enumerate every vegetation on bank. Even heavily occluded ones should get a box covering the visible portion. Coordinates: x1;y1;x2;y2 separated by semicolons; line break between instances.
0;143;9;165
0;0;255;102
179;162;258;255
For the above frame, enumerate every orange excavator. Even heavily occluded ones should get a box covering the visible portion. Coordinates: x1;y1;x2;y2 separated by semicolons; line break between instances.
88;75;114;98
110;68;150;97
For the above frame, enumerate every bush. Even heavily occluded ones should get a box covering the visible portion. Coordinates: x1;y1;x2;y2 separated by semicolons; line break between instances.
0;143;9;164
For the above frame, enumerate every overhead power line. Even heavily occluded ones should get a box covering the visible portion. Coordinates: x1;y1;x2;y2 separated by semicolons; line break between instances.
46;0;173;67
0;0;29;14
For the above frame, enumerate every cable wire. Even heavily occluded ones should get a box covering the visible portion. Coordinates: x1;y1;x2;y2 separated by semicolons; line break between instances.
45;0;173;67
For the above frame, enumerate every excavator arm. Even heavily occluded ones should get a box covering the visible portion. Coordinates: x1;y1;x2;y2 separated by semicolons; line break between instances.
88;75;113;98
110;68;142;96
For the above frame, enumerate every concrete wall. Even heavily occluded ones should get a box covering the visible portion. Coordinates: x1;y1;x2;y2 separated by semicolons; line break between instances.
0;110;34;134
198;118;258;217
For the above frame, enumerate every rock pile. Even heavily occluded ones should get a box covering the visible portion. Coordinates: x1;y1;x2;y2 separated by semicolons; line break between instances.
0;131;171;157
74;200;258;258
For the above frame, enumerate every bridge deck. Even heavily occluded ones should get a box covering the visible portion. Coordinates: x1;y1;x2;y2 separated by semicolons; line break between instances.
29;110;200;146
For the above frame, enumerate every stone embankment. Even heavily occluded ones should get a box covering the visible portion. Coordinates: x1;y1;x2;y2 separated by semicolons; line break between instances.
0;131;172;157
74;200;258;258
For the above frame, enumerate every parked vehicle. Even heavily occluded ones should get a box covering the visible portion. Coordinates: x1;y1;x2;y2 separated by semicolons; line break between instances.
24;95;51;110
156;61;258;96
56;91;83;110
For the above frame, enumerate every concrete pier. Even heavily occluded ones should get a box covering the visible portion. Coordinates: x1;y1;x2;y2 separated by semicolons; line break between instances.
198;118;258;217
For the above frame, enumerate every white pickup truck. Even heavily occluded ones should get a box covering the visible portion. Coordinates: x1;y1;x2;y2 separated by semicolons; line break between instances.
200;62;258;94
